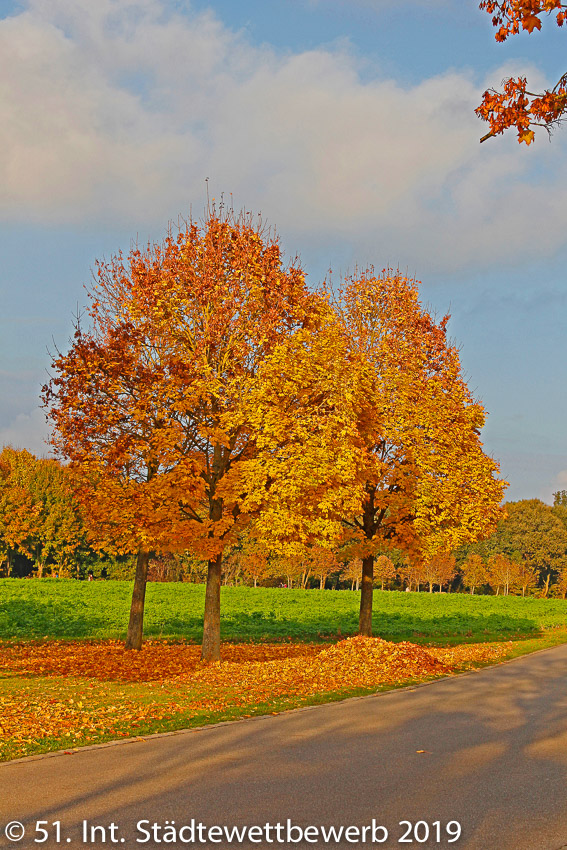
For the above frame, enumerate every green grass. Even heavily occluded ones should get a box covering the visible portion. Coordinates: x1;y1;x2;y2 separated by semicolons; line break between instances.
1;579;566;643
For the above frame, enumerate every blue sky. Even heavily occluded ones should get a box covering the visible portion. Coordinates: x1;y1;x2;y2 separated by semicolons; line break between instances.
1;0;566;503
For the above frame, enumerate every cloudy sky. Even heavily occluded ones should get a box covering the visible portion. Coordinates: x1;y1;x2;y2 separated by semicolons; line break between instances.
1;0;566;502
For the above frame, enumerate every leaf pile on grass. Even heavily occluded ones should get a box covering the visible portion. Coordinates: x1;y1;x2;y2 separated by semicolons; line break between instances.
191;636;453;704
0;640;323;681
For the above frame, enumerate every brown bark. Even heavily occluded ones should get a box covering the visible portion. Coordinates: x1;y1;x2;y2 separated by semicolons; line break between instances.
358;554;374;636
201;551;222;662
543;573;551;597
125;550;150;650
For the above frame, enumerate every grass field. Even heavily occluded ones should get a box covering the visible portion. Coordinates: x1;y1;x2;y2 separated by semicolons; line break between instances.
2;580;567;762
2;578;567;643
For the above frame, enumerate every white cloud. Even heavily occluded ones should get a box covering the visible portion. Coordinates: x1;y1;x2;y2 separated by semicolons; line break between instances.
0;408;53;457
0;0;566;274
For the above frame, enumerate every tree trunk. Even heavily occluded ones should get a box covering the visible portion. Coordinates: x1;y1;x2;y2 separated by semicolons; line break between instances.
125;550;150;651
201;551;222;663
358;554;374;636
320;576;325;590
543;573;551;597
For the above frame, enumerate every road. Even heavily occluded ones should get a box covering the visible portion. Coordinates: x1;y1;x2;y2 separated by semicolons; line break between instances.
1;644;567;849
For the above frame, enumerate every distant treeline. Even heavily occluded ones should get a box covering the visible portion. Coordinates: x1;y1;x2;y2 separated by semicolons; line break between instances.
1;446;566;597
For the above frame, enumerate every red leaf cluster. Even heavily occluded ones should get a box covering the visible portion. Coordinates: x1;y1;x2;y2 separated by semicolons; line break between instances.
478;1;567;142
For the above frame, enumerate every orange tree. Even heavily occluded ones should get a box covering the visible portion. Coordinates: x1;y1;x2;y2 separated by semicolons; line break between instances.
243;271;506;635
477;1;567;143
373;554;396;590
43;208;318;658
461;552;488;594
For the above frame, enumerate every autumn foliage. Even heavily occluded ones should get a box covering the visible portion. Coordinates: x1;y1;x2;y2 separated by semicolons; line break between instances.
477;1;567;142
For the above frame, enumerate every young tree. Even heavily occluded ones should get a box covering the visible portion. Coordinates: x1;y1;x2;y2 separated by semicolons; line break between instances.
477;1;567;143
399;557;425;592
373;554;396;590
487;553;519;595
308;545;339;590
44;207;317;658
343;557;363;591
461;552;488;594
420;551;456;593
511;560;539;597
236;533;273;588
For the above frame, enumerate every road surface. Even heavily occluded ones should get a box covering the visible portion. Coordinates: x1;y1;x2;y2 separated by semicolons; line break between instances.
1;644;567;849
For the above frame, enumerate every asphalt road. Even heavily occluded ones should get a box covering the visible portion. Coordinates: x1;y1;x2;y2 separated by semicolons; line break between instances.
2;644;567;850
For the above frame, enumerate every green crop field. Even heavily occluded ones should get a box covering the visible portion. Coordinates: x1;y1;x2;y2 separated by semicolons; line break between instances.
1;579;566;644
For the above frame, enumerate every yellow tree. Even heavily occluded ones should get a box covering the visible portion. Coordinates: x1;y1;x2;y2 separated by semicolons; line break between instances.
0;447;84;577
343;557;363;591
373;554;396;590
44;208;318;658
487;553;519;595
242;270;506;635
555;563;567;598
461;552;488;594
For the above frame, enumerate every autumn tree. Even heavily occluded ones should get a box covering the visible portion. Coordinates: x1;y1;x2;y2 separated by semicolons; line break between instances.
229;532;273;587
511;559;539;596
373;554;396;590
486;553;519;595
243;271;506;635
432;552;457;593
343;557;363;591
461;552;488;594
477;1;567;143
0;447;84;576
44;207;317;658
399;558;425;592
